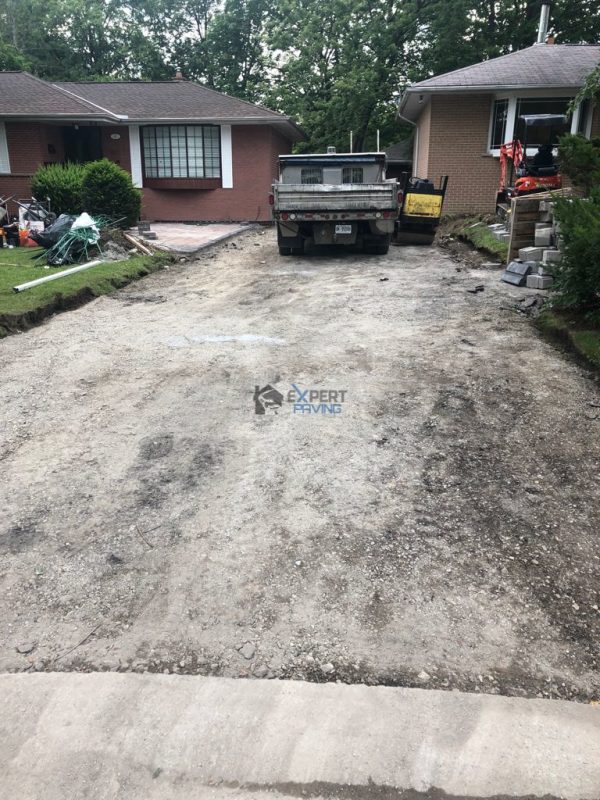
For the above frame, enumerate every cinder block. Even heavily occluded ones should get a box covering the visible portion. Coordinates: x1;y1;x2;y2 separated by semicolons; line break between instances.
535;222;550;231
492;228;508;240
539;200;554;213
542;249;562;264
488;223;505;231
527;274;554;289
534;228;553;247
143;231;158;240
537;264;557;277
519;246;543;261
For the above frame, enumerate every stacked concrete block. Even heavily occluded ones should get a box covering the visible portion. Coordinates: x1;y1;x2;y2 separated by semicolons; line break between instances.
539;200;554;223
518;246;544;261
534;227;553;247
543;249;562;264
526;274;554;289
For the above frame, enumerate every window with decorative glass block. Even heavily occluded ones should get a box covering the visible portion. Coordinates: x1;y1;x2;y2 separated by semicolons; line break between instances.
142;125;221;179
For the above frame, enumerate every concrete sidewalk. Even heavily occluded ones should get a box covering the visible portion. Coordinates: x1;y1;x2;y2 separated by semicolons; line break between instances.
1;674;599;799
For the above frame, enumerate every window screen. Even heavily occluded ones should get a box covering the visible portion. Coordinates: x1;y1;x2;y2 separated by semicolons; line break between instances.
514;98;571;147
490;99;509;148
301;167;322;184
142;125;221;179
342;167;364;183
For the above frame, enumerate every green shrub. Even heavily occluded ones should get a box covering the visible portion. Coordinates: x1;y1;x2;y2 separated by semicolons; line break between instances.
81;159;141;228
558;134;600;196
31;163;86;215
552;188;600;311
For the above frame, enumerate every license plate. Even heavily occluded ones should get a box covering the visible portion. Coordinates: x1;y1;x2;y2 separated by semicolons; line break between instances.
335;224;352;234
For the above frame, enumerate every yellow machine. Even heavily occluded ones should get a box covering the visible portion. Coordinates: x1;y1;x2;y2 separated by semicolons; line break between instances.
393;174;448;246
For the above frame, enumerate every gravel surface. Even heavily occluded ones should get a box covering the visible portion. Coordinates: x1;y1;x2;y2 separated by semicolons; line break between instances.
1;228;599;702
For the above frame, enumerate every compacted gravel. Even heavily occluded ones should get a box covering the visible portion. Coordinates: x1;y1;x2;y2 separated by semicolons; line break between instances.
1;228;599;702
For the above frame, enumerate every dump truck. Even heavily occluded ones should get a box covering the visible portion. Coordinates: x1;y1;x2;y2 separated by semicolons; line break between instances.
271;151;399;255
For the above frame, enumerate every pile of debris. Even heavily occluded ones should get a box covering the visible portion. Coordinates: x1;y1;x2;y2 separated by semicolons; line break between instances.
29;212;155;266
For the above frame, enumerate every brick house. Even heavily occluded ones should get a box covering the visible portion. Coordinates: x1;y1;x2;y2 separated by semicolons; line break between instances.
399;42;600;213
0;72;302;222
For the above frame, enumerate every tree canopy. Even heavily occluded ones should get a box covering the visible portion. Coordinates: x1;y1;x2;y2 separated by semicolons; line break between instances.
1;0;599;150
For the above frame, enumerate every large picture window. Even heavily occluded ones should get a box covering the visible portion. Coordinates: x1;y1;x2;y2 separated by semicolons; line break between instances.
142;125;221;179
514;97;571;147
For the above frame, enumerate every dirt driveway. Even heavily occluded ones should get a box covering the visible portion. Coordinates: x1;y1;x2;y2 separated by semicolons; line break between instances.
1;229;599;702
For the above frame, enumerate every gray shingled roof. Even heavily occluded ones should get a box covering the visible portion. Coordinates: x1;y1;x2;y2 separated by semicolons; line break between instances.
409;44;600;90
0;72;118;119
399;43;600;121
0;72;303;138
55;80;291;123
384;139;413;163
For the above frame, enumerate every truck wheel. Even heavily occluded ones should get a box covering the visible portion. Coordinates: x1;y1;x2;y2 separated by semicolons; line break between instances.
279;245;292;256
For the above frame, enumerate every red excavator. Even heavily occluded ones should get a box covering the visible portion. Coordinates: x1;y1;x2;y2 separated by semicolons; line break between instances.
497;113;566;209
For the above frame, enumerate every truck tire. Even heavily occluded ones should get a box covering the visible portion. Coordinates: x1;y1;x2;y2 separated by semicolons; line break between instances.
364;236;390;255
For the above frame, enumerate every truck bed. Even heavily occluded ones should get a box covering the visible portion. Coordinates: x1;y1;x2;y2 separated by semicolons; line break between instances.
273;182;398;212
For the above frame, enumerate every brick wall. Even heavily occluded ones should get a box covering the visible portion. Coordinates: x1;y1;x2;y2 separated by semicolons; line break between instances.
0;121;293;222
425;94;499;214
141;124;292;222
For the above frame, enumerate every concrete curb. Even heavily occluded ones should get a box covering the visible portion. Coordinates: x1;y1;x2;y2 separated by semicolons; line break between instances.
1;674;599;799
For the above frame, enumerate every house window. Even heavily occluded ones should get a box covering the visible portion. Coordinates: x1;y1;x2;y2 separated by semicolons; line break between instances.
301;167;322;184
342;166;364;183
514;97;571;147
577;99;591;135
142;125;221;179
491;99;509;148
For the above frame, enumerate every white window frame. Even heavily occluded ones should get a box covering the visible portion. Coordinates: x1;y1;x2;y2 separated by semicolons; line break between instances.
488;90;585;157
0;122;11;174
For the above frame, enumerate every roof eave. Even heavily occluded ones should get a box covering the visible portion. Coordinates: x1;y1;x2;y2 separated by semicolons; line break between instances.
0;113;121;124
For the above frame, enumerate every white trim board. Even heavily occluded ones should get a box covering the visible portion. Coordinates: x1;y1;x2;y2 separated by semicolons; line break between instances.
0;122;11;174
128;125;143;188
220;125;233;189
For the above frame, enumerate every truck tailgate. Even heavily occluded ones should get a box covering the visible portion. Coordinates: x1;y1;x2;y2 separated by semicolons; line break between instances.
274;183;397;211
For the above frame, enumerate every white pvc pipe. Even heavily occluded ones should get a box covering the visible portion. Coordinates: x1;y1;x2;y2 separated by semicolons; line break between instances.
13;260;103;293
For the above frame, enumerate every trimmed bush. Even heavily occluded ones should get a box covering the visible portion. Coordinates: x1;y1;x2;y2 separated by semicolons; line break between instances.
552;188;600;312
558;134;600;196
81;159;141;228
31;163;86;215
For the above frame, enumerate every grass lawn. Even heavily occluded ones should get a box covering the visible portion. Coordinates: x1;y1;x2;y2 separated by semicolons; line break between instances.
537;309;600;369
0;246;172;337
459;221;509;261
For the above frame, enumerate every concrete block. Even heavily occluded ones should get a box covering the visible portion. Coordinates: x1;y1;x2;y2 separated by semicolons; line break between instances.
539;211;553;223
535;222;550;231
539;200;554;213
519;246;543;261
527;274;554;289
137;221;151;232
492;229;508;240
534;228;553;247
537;264;557;277
488;223;505;231
143;231;158;240
543;249;562;264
